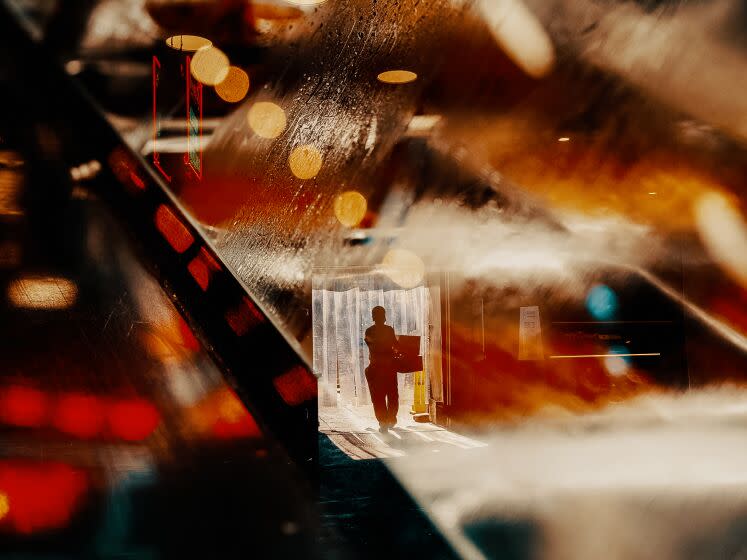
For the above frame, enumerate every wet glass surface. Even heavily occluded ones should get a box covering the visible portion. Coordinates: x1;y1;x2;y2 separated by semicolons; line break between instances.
5;0;747;558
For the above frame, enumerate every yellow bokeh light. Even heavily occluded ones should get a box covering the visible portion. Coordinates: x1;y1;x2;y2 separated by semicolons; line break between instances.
377;70;417;84
334;191;367;227
382;249;425;288
288;145;322;180
7;276;78;310
190;46;230;86
282;0;328;5
215;66;250;103
165;35;212;52
247;102;287;139
0;492;8;521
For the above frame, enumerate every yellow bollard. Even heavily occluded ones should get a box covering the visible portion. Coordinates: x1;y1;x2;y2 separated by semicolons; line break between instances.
411;370;427;414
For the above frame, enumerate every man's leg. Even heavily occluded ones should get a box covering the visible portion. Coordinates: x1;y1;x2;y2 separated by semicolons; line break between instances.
385;371;399;427
365;367;388;428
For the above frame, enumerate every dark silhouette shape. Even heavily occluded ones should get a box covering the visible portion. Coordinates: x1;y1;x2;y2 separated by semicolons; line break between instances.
364;306;399;432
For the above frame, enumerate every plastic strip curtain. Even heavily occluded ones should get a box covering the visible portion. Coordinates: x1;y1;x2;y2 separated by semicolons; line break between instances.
313;273;428;409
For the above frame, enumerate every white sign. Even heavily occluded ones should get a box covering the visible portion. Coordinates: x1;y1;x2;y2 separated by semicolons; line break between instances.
519;306;544;360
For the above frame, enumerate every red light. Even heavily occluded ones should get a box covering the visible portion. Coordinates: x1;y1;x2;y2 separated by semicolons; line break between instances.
178;316;201;352
53;393;104;439
0;386;47;428
187;247;221;291
154;205;194;253
0;461;88;535
273;366;317;406
107;398;161;442
225;296;265;336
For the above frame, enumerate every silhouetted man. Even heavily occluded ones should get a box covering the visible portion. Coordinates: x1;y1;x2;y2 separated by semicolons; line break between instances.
364;306;399;433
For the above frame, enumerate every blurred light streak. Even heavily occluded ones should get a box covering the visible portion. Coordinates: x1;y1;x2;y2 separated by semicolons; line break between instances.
7;276;77;310
695;192;747;288
288;144;323;179
550;353;660;359
282;0;328;6
154;205;194;253
557;137;570;142
377;70;417;84
247;101;286;139
53;393;105;439
334;191;367;227
604;354;629;377
0;386;47;428
165;34;212;52
190;46;230;86
621;264;747;355
0;461;88;535
381;249;425;288
475;0;555;78
215;66;250;103
0;168;23;216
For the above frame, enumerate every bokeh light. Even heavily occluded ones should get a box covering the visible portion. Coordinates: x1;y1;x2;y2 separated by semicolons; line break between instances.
382;249;425;288
0;492;8;521
190;46;230;86
288;145;323;180
586;284;618;321
604;346;631;377
247;101;287;139
215;66;250;103
0;386;47;428
107;399;161;442
377;70;417;84
333;191;367;227
694;192;747;288
7;276;77;310
165;35;212;52
53;393;105;439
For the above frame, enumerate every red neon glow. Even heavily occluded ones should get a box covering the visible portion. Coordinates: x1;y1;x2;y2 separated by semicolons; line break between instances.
272;366;317;406
52;393;105;439
0;386;48;428
225;296;265;336
107;398;161;442
154;204;194;253
0;461;88;535
187;247;221;291
152;55;172;182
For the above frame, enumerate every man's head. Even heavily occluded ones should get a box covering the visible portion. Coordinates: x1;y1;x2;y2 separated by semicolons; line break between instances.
372;306;386;324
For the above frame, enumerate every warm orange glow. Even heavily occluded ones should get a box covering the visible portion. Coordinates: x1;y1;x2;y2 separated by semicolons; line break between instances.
382;249;425;288
155;205;194;253
165;34;212;52
215;66;250;103
247;101;286;139
334;191;367;227
377;70;417;84
558;137;570;142
288;144;322;179
0;492;8;521
7;276;77;310
190;46;230;86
